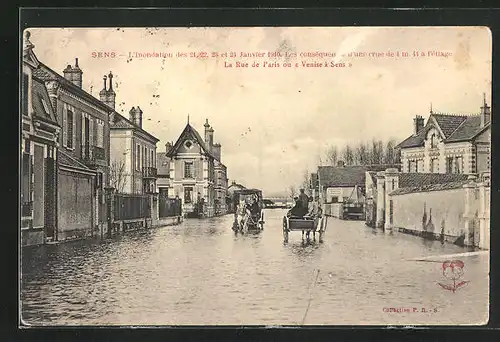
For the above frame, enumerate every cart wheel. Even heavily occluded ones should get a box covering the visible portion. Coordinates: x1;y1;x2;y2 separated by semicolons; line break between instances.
283;217;289;242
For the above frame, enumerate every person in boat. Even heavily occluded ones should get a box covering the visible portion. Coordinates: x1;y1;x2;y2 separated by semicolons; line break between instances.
298;188;309;210
287;197;307;218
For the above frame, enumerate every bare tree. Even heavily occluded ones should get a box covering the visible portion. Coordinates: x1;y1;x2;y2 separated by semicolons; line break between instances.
342;144;355;166
326;145;339;166
109;160;128;193
288;185;297;200
355;141;369;165
370;139;384;165
384;139;396;164
301;168;311;194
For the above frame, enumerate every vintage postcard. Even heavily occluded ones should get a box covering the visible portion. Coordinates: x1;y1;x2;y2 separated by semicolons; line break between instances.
20;26;491;326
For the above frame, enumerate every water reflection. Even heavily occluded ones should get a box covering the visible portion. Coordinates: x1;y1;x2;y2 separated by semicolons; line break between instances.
21;209;488;326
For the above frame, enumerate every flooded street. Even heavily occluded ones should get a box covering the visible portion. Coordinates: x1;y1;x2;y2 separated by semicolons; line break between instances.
21;209;489;326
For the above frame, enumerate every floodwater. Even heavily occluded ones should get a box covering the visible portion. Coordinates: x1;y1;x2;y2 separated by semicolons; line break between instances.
21;209;489;326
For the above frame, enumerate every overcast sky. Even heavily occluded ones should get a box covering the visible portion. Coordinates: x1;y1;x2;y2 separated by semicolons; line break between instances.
28;27;491;196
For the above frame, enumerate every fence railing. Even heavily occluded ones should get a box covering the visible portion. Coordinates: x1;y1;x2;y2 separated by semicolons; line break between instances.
159;197;182;218
114;193;150;221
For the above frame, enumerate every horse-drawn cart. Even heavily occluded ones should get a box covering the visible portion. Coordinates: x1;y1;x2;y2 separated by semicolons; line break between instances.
232;188;265;233
282;215;327;242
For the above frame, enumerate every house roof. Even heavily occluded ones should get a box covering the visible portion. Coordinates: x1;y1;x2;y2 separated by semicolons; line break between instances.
166;123;216;159
58;149;92;171
32;62;113;113
31;76;58;125
318;165;367;187
432;114;468;137
446;116;490;142
398;173;469;188
110;112;159;142
397;112;489;149
156;152;170;176
390;180;469;196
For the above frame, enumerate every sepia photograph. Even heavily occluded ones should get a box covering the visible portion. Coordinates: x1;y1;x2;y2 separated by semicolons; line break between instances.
20;25;491;326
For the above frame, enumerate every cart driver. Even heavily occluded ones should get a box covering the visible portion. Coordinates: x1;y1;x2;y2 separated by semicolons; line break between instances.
298;188;309;210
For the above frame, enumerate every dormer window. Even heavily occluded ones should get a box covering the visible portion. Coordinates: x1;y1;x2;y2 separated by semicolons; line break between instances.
430;133;437;148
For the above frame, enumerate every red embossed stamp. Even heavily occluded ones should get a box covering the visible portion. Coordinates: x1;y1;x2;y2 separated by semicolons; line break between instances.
437;260;470;293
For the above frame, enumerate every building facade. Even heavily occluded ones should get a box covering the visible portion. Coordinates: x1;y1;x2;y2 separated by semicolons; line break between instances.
30;40;113;241
21;32;61;246
166;119;228;217
397;99;491;175
156;142;172;196
110;104;159;194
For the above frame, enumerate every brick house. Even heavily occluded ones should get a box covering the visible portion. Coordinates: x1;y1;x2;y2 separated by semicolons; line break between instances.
397;99;491;175
21;32;61;246
109;103;159;194
166;119;228;217
30;38;113;241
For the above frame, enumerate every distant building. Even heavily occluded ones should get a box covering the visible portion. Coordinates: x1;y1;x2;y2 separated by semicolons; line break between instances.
156;142;173;197
397;99;491;175
109;104;160;194
21;32;61;246
166;119;228;217
29;34;113;241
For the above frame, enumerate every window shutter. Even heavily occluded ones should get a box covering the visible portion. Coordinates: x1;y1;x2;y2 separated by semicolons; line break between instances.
81;114;85;153
72;110;76;149
89;118;94;155
62;107;67;147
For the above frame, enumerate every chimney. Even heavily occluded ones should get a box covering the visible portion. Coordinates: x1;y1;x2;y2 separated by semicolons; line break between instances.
204;119;211;144
413;115;425;135
481;94;491;127
213;143;221;161
165;142;172;153
129;107;137;125
136;106;143;128
72;58;83;88
208;126;214;151
106;71;116;109
99;75;108;102
337;160;345;167
63;65;73;82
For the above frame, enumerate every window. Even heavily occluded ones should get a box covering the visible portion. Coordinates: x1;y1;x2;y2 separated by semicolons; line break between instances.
184;161;194;178
22;73;29;116
446;157;453;173
40;96;50;115
331;196;338;203
455;156;463;174
151;150;154;167
184;187;193;203
136;144;141;171
409;160;417;173
66;110;74;148
431;158;438;173
96;120;104;148
81;116;90;158
430;134;437;148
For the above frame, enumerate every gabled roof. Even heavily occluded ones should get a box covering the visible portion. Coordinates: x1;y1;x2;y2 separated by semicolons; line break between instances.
397;113;485;149
445;116;490;142
110;112;159;143
166;123;216;159
58;150;92;171
32;62;113;113
432;114;468;138
398;173;469;188
31;76;58;125
318;165;367;187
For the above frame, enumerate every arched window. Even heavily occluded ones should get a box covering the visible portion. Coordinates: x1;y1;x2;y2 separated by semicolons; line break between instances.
431;134;437;148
